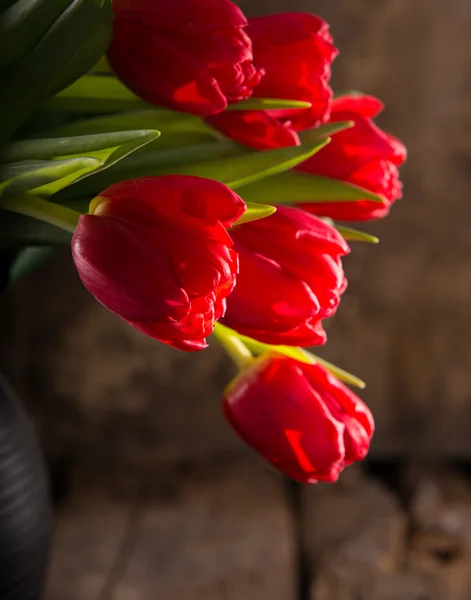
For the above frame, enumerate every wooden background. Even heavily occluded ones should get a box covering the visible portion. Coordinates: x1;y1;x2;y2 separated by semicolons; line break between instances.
1;0;471;598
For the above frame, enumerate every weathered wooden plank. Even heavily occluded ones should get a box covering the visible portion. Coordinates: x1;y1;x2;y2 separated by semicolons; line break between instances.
46;461;296;600
407;466;471;600
302;465;471;599
45;472;135;600
301;467;431;599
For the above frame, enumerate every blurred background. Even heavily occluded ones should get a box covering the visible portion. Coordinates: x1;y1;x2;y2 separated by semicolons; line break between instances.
2;0;471;598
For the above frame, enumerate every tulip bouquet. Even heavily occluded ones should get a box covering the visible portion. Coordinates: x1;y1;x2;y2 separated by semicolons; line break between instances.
0;0;406;484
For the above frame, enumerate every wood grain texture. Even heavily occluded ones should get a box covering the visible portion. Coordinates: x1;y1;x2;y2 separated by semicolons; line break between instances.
407;466;471;600
46;461;296;600
302;465;471;600
302;468;426;600
45;463;471;599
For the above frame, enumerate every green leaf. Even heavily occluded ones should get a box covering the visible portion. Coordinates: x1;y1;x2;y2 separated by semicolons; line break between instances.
14;129;159;198
0;129;161;162
172;137;330;189
0;157;101;195
37;129;159;196
0;0;71;74
110;139;245;170
227;98;312;111
41;109;219;149
0;0;21;11
239;335;366;389
0;0;112;142
236;171;385;205
52;135;331;200
298;121;354;141
9;246;57;282
0;129;158;197
234;202;276;226
0;211;71;247
47;74;148;112
305;352;366;389
336;225;379;244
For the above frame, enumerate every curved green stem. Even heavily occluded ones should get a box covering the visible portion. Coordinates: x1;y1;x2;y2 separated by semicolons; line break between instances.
0;194;80;234
305;354;366;389
220;326;366;389
212;323;253;369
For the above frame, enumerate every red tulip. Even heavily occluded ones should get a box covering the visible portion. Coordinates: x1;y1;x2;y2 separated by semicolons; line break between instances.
71;176;245;351
222;206;349;346
296;95;407;220
107;0;262;116
223;355;374;483
207;12;337;147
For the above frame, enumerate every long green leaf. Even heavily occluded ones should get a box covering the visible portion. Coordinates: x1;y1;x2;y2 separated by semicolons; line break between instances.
47;74;148;112
227;98;312;111
298;121;354;141
40;109;220;151
235;171;385;205
226;138;330;189
36;129;159;196
0;157;101;195
336;225;379;244
48;79;315;114
0;0;112;141
0;129;161;162
52;135;330;200
0;0;71;74
105;139;246;170
234;202;276;226
238;334;366;389
44;108;216;136
0;129;159;196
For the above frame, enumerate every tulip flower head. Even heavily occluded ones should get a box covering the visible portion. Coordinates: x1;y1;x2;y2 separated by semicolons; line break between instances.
207;12;338;148
222;206;349;346
107;0;263;116
296;95;407;220
223;355;374;483
72;176;245;351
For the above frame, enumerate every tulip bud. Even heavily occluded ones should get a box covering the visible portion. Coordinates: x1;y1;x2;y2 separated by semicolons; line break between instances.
207;12;338;148
223;355;374;483
296;95;407;221
222;206;349;346
107;0;263;116
71;175;245;351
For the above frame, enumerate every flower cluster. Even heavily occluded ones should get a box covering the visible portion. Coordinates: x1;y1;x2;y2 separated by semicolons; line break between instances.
70;0;409;483
9;0;406;484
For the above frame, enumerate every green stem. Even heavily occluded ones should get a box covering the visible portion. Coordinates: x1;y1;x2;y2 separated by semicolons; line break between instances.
227;328;366;389
212;323;253;369
0;194;80;234
307;353;366;390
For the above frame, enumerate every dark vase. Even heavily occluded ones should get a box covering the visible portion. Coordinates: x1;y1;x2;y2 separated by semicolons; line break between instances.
0;374;52;599
0;253;52;599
